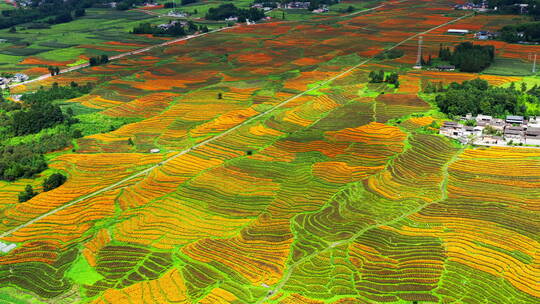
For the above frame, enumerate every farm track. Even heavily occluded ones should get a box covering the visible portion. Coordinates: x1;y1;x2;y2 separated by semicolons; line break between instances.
0;5;473;242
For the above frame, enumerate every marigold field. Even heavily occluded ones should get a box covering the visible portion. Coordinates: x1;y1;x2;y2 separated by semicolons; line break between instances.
0;0;538;303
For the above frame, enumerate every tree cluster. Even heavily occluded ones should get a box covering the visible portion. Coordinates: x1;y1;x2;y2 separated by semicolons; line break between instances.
422;80;446;93
21;82;93;104
0;144;47;182
89;55;109;66
0;0;94;29
115;0;147;11
43;173;67;192
438;42;494;73
205;4;265;22
375;49;405;60
181;0;197;5
500;21;540;43
48;66;60;76
18;185;37;203
132;21;206;37
0;82;91;181
481;0;540;19
307;0;339;10
17;172;66;202
434;78;540;117
368;70;400;87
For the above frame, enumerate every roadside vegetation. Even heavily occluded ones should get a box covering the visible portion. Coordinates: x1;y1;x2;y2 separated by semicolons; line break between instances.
433;78;540;117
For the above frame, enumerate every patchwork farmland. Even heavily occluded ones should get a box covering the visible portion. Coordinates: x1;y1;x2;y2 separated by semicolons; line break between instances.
0;0;538;303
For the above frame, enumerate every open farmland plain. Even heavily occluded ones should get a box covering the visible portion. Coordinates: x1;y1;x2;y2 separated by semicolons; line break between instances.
0;0;539;303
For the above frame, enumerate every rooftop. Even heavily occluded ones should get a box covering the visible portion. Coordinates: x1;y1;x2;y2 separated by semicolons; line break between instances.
506;115;524;121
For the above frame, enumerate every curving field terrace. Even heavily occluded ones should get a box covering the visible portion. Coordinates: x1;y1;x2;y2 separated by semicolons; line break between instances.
0;0;539;303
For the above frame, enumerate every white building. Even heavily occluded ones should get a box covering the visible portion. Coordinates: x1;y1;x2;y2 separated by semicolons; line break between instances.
13;73;28;82
0;241;16;254
447;29;469;35
476;114;492;124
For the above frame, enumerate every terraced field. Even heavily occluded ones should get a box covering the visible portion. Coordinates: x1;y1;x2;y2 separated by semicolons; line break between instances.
0;0;539;303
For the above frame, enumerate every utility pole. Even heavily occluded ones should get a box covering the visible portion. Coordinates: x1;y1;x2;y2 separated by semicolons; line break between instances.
413;36;423;69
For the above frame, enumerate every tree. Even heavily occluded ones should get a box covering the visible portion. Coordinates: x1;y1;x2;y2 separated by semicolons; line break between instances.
18;185;37;203
218;92;223;99
385;72;399;85
99;54;109;64
521;82;527;92
74;8;86;17
437;82;444;93
181;0;197;5
54;66;60;75
369;70;385;83
187;21;198;33
43;173;67;192
346;6;354;13
72;129;83;138
53;12;73;24
8;26;16;33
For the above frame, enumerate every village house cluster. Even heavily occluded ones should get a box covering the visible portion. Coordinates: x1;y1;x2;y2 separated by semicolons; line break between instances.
454;1;489;12
0;73;29;88
157;20;187;30
454;1;531;14
252;2;329;13
440;114;540;146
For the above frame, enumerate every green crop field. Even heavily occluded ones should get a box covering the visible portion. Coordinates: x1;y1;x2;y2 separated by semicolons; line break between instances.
0;0;538;303
0;9;165;73
483;58;536;76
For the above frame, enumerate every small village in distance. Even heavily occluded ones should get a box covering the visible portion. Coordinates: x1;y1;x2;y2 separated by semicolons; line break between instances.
440;114;540;147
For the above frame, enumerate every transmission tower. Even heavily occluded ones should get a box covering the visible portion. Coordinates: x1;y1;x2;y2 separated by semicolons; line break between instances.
413;36;423;69
533;53;537;74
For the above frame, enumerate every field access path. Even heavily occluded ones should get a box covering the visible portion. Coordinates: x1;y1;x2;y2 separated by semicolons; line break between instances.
0;6;473;246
